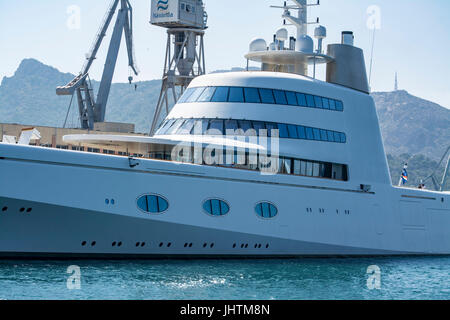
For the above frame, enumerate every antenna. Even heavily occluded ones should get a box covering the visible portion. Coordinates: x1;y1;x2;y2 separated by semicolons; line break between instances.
368;27;376;90
395;72;398;91
270;0;320;38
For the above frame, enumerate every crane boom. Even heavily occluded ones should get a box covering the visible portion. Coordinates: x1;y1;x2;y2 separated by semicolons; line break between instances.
56;0;139;130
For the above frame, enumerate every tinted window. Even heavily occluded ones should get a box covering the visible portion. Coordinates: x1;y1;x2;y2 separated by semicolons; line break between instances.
255;202;278;219
259;89;275;104
278;124;289;138
336;100;344;111
208;120;224;135
177;119;195;135
340;133;347;143
333;131;341;143
327;130;335;142
228;87;245;102
178;88;195;103
166;119;185;135
314;96;323;108
329;99;336;110
319;129;328;141
322;98;330;110
244;87;261;103
305;127;314;140
285;91;298;106
211;87;229;102
252;121;266;134
137;195;169;214
198;87;217;102
186;87;206;102
297;126;306;139
265;122;278;137
306;94;315;107
203;199;230;216
296;93;307;107
313;128;321;140
156;119;175;135
273;90;288;105
225;119;238;133
238;120;253;134
287;125;298;139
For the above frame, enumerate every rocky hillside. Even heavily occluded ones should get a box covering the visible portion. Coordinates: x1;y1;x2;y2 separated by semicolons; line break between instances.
372;90;450;160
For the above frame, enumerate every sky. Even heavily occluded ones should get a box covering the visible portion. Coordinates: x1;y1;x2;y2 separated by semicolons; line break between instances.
0;0;449;109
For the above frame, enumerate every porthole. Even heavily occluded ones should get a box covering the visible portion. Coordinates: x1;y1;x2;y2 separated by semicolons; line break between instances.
141;242;145;247
112;242;116;247
26;208;32;213
1;207;7;212
91;241;96;247
137;194;169;214
203;199;230;216
19;208;25;213
81;241;87;246
255;202;278;219
117;242;122;247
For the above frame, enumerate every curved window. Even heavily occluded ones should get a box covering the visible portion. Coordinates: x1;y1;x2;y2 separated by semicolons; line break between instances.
178;86;344;112
137;194;169;214
255;202;278;219
203;199;230;216
156;118;347;144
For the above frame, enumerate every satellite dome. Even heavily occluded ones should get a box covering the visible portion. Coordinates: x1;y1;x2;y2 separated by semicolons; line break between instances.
249;38;267;52
296;35;314;53
314;26;327;39
275;28;288;41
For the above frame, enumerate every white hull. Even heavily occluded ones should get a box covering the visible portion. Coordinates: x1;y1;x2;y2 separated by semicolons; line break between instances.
1;144;449;258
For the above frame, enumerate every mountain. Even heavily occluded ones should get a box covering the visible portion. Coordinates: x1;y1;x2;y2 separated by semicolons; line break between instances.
372;90;450;160
0;59;162;132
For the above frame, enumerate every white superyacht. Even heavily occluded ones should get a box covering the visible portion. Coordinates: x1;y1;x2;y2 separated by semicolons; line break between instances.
0;0;449;258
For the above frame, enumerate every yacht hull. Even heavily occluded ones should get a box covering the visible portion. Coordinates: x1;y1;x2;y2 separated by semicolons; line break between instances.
0;144;449;258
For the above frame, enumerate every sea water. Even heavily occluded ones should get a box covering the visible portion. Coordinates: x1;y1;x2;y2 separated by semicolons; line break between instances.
0;257;449;300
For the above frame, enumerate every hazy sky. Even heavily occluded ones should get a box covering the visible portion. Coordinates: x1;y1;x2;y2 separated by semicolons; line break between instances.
1;0;449;108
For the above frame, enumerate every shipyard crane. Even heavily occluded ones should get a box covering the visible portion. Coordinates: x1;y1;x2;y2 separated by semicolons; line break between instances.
57;0;139;130
421;146;450;191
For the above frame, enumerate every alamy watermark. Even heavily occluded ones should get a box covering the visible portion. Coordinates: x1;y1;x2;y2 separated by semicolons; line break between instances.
366;265;381;290
168;127;281;176
366;5;382;30
66;5;81;30
66;265;81;290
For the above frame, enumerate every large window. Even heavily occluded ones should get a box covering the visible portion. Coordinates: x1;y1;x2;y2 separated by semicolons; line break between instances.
137;194;169;214
156;118;347;144
178;86;344;112
255;202;278;219
203;199;230;216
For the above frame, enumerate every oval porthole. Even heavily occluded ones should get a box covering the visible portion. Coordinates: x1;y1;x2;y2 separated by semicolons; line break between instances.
203;199;230;216
137;194;169;214
255;202;278;219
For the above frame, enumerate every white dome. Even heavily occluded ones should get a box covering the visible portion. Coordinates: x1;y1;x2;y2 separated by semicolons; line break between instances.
249;38;267;52
314;26;327;39
296;35;314;53
276;28;288;41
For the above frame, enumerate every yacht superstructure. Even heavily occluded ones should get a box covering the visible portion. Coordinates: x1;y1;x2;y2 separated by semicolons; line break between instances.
0;1;448;258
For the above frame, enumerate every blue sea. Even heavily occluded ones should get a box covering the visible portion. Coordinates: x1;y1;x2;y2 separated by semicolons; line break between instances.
0;257;449;300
